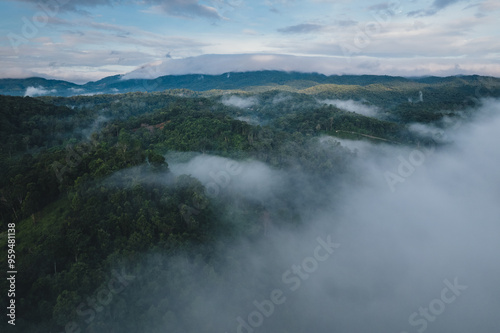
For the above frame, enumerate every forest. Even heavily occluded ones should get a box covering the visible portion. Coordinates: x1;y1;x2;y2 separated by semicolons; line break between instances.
1;75;500;332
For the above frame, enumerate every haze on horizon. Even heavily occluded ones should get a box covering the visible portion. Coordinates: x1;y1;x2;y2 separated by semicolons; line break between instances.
1;0;500;83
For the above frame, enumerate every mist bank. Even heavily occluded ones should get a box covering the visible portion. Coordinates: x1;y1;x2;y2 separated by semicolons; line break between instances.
5;94;498;332
97;98;500;333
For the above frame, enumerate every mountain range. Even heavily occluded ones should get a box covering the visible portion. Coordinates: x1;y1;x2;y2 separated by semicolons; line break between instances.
1;71;499;97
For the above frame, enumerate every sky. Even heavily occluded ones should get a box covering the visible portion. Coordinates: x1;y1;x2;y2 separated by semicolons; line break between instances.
1;0;500;83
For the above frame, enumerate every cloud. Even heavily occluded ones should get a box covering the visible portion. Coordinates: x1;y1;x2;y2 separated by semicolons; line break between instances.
24;86;56;97
3;0;499;83
11;0;114;14
272;94;292;104
367;2;398;11
478;0;500;11
3;0;499;82
118;54;500;81
221;95;258;109
147;0;225;19
433;0;464;10
242;29;260;35
6;50;499;85
408;0;468;17
81;115;110;139
119;54;347;79
11;0;226;19
104;98;500;333
356;60;381;70
169;155;286;204
278;23;324;34
334;19;358;27
407;122;447;141
320;99;379;117
235;116;261;125
466;0;500;17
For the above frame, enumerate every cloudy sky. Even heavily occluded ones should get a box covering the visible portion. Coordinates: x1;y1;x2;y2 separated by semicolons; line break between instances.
1;0;500;83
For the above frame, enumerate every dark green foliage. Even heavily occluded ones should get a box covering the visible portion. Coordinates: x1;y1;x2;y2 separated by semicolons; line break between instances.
1;74;498;332
0;96;77;154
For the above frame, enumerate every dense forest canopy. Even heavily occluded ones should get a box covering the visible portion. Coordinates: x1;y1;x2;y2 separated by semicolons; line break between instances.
1;74;500;332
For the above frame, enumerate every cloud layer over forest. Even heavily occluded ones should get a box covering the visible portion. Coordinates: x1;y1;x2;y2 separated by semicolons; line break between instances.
105;99;500;333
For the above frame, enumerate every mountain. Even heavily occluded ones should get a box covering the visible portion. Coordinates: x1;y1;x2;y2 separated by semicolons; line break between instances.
2;71;499;97
0;77;80;96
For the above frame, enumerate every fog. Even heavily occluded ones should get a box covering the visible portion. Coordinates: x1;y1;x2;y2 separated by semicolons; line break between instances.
120;54;500;80
320;99;380;117
96;99;500;333
408;91;424;104
24;86;57;97
81;115;110;139
222;95;259;109
235;116;261;125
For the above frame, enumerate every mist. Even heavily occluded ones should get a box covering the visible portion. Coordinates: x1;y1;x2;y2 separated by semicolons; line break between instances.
90;99;500;333
222;95;258;109
320;99;379;117
24;86;57;97
120;54;500;80
81;115;110;139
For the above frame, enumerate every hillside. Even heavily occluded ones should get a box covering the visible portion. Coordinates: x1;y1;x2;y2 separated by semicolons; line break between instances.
1;75;499;332
2;71;500;97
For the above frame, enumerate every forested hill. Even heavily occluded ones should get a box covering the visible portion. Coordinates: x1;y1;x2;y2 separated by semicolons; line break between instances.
1;75;500;332
1;71;500;96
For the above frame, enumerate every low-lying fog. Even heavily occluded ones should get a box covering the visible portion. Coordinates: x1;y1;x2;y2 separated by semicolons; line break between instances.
111;99;500;333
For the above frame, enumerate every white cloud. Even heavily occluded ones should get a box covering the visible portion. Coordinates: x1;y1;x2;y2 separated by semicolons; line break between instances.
146;1;225;20
242;29;260;35
278;23;325;34
320;99;379;117
120;54;500;80
124;99;500;333
221;95;258;109
2;0;499;82
13;0;227;19
24;86;56;97
168;154;286;204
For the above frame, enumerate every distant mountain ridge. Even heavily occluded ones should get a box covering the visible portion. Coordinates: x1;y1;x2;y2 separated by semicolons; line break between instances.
0;71;498;97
